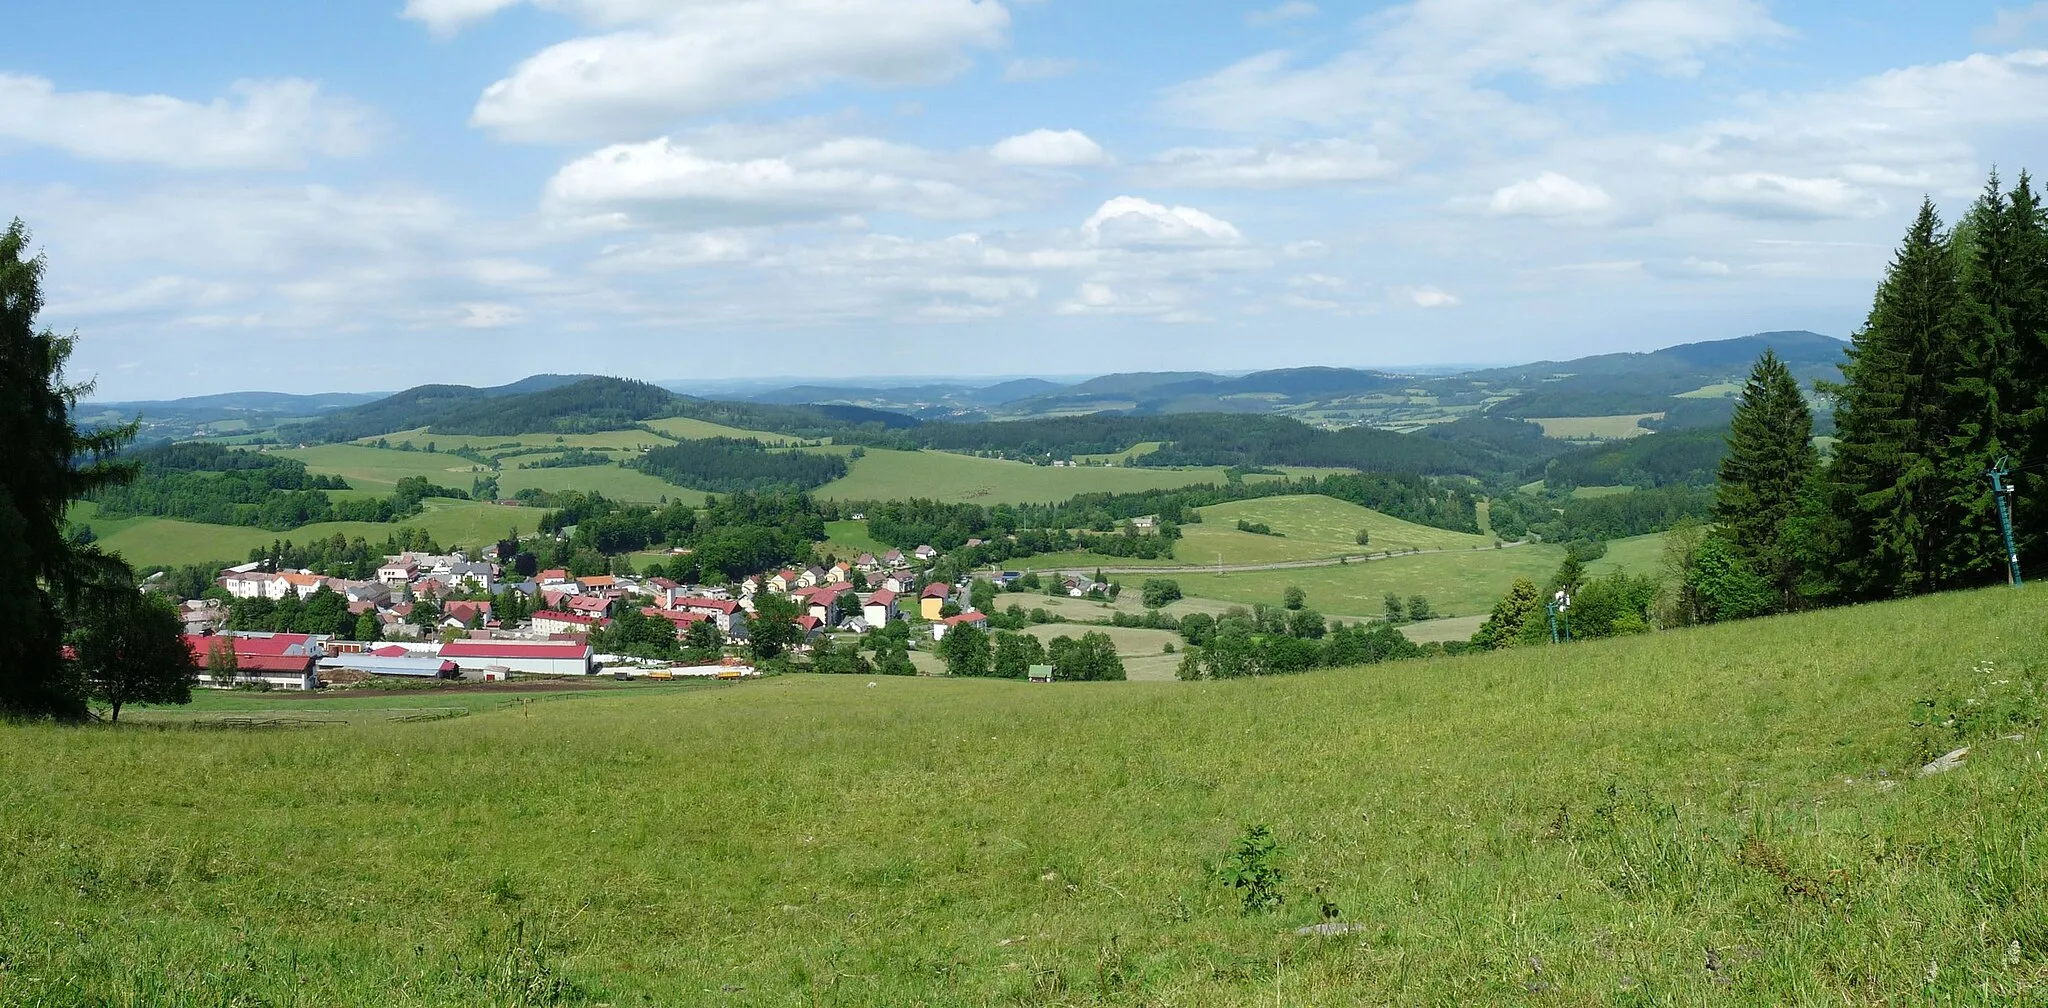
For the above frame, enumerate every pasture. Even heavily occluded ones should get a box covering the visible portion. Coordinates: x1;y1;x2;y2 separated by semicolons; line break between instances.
73;499;544;569
1169;533;1668;620
4;585;2044;1004
1175;495;1492;566
1528;414;1662;439
816;448;1256;505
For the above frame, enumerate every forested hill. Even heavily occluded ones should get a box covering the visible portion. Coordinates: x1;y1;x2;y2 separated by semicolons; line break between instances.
282;377;919;443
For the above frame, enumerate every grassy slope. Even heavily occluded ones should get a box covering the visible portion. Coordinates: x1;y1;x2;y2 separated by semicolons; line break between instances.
1529;414;1661;439
5;586;2045;1004
281;442;692;504
817;449;1254;505
75;499;544;569
1170;532;1667;619
1176;495;1492;565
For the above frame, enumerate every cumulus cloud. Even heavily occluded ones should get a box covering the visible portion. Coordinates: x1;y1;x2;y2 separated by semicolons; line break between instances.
989;129;1109;167
1403;285;1459;308
543;138;1000;226
0;75;373;170
1689;172;1887;220
1082;196;1244;248
1977;3;2048;44
1145;138;1394;188
402;0;524;36
465;0;1012;142
1164;0;1787;132
1486;172;1614;216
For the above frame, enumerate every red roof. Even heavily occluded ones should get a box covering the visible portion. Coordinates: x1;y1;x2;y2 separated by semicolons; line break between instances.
921;583;951;599
642;606;709;627
944;611;989;626
566;596;612;613
371;645;413;657
227;633;315;656
864;589;897;605
441;641;589;660
795;615;822;631
675;597;740;615
536;569;569;581
237;654;316;673
532;610;600;626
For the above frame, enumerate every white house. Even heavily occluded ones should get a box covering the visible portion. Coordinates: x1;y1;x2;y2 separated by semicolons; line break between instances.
532;610;603;636
861;589;899;629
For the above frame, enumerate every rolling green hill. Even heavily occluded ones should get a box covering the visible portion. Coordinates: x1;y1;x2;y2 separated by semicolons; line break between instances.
4;584;2041;1003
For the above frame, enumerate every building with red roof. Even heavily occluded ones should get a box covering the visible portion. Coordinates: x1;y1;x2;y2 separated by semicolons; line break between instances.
932;610;989;641
439;640;592;677
532;610;604;636
919;581;951;620
183;634;319;690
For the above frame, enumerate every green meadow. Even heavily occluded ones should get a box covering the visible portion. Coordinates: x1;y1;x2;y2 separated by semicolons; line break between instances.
4;585;2045;1004
815;448;1276;505
1175;495;1494;566
71;499;544;569
1169;533;1668;620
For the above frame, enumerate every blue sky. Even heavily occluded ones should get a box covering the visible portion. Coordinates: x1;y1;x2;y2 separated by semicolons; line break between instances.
6;0;2048;399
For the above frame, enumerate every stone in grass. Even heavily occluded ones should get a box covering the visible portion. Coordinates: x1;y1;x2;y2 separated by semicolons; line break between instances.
1918;747;1969;777
1292;922;1370;937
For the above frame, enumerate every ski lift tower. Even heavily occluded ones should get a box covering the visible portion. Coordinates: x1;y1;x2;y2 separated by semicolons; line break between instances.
1547;589;1572;644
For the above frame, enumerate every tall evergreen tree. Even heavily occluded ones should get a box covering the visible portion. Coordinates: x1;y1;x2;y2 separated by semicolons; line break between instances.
1824;199;1965;598
1937;172;2026;586
2006;173;2048;564
0;219;137;720
1712;349;1818;608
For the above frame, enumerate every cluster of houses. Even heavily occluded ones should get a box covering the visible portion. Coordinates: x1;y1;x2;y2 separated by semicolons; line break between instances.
195;540;1014;689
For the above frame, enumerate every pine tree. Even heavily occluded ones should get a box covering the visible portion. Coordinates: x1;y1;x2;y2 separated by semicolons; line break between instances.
2006;173;2048;564
1712;349;1818;608
1824;198;1965;598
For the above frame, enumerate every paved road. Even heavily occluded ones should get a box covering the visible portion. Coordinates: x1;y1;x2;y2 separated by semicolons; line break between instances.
1069;540;1530;577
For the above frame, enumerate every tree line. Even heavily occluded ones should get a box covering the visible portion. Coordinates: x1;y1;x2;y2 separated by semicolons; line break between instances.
632;437;849;494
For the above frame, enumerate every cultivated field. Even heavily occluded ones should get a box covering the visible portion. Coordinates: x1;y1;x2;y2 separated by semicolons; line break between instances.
642;416;803;443
5;585;2043;1003
1528;414;1662;439
72;499;545;569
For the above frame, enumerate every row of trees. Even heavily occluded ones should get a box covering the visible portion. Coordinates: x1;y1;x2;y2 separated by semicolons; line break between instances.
633;437;849;494
1704;172;2047;616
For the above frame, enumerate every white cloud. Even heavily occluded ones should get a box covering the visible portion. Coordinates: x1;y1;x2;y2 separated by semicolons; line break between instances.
1248;1;1317;26
1082;196;1244;248
543;138;1000;226
1164;0;1787;132
990;129;1109;167
458;302;526;328
1978;3;2048;44
402;0;524;36
0;75;373;170
1486;172;1614;216
1146;138;1394;188
1004;56;1079;81
467;0;1012;142
1403;285;1459;308
1689;173;1887;220
1055;281;1187;317
1282;292;1340;310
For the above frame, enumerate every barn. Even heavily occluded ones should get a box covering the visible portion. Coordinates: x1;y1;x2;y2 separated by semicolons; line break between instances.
438;640;593;677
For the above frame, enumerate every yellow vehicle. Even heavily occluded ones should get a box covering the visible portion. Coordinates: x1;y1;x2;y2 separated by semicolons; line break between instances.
715;669;743;681
647;670;673;681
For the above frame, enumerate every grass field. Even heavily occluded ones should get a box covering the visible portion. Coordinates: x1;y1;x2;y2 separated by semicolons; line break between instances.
276;444;484;491
1176;496;1492;566
642;416;803;444
1529;414;1662;439
5;585;2045;1003
817;448;1256;505
73;499;544;568
1676;382;1741;399
1169;533;1668;619
365;427;678;453
817;520;896;561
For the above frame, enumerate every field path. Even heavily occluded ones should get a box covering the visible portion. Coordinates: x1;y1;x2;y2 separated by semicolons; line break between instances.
1058;540;1530;576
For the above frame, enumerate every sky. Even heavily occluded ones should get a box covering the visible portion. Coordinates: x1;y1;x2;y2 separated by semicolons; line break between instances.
7;1;2048;400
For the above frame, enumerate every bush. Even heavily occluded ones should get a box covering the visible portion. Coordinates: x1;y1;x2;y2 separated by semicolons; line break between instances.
1141;578;1183;608
1219;825;1285;915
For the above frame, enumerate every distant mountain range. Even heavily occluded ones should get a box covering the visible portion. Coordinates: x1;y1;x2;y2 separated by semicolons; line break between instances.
84;330;1849;446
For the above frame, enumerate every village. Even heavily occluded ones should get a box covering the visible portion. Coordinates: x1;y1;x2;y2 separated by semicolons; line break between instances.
182;543;1111;691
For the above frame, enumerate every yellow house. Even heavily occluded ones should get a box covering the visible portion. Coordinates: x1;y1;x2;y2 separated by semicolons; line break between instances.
918;582;951;620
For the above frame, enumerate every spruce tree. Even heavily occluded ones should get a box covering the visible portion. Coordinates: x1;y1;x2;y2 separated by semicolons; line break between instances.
2006;173;2048;563
1824;198;1964;598
1937;172;2024;586
1712;349;1818;609
0;219;137;720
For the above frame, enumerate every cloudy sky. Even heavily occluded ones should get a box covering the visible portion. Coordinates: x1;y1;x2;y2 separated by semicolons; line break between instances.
7;0;2048;399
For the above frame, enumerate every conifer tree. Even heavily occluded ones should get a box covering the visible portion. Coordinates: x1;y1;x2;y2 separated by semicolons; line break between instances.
1;219;138;720
1824;199;1965;598
2006;173;2048;560
1712;349;1818;608
1937;172;2025;586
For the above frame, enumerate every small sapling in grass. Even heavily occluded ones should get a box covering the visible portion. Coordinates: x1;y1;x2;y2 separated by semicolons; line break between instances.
1218;824;1285;915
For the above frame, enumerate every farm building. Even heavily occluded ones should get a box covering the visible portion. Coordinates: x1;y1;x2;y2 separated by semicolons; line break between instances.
184;635;320;691
317;654;459;679
439;640;592;677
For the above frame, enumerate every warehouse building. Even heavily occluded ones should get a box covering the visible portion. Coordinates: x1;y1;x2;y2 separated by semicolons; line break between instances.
439;640;593;677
